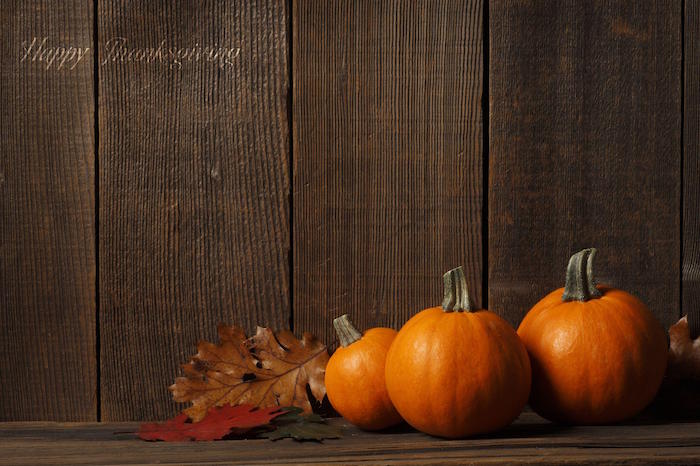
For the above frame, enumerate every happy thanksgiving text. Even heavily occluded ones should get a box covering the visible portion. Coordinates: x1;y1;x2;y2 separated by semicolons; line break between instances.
20;37;241;71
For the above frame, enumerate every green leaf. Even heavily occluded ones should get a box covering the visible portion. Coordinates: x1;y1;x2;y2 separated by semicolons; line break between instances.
270;406;304;422
261;410;342;442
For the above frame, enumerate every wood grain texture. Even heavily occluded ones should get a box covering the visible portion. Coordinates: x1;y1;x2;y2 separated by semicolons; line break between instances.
3;412;700;464
0;1;95;420
99;0;290;421
293;0;484;344
685;0;700;338
490;0;682;328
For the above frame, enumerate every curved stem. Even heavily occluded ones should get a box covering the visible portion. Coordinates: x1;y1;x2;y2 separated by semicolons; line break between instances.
562;248;603;302
442;266;474;312
333;314;362;347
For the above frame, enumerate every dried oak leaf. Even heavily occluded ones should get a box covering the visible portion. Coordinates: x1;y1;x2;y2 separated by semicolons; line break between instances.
138;404;285;442
171;324;329;422
651;315;700;417
668;315;700;382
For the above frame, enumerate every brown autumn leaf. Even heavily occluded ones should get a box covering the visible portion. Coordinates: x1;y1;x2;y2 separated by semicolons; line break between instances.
170;324;329;422
668;315;700;382
649;315;700;418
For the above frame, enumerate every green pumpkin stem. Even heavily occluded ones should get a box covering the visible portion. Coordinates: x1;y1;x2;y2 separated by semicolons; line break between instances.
442;266;474;312
562;248;603;302
333;314;362;347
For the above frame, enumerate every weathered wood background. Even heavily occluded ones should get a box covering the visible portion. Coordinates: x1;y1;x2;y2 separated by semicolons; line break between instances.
0;0;695;421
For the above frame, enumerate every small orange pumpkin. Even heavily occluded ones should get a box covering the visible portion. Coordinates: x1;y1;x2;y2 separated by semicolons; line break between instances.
384;267;531;438
517;248;668;424
324;314;403;430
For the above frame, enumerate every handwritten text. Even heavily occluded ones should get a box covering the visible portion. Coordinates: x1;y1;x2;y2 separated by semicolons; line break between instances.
101;37;240;70
20;37;90;70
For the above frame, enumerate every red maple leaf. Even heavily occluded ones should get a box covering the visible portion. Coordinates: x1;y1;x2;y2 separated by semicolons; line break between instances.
138;404;286;441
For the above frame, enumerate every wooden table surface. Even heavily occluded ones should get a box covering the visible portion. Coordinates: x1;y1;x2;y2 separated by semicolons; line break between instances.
2;410;700;465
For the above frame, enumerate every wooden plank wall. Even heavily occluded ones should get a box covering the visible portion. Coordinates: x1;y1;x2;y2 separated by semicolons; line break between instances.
99;0;290;421
0;0;695;421
685;0;700;337
0;0;96;421
293;0;484;345
489;0;682;328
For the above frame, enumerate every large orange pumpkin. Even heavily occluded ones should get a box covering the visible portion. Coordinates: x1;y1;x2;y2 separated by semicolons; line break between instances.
517;248;668;424
384;266;531;438
325;314;403;430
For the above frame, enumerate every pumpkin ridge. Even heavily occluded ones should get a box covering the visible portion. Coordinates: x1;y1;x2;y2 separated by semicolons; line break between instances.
471;313;530;433
611;294;667;412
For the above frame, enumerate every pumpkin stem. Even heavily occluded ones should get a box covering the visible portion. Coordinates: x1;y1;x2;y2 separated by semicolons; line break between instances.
442;266;474;312
333;314;362;347
562;248;603;302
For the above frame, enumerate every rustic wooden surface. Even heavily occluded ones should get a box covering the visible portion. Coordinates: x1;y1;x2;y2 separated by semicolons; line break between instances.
685;0;700;337
489;1;682;328
0;0;96;421
99;0;290;421
293;0;484;344
2;411;700;465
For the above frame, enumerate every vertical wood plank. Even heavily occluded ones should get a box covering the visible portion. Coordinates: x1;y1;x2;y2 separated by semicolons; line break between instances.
0;1;95;420
490;1;682;328
685;0;700;336
99;0;290;420
293;1;484;344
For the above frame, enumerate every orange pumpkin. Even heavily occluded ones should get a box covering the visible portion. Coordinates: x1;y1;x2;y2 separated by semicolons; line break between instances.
324;314;403;430
517;248;668;424
384;266;531;438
